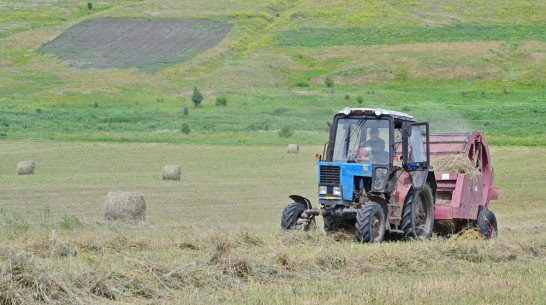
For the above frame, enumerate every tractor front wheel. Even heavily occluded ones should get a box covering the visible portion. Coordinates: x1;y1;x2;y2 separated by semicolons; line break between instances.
477;209;498;239
281;202;306;230
401;184;434;240
355;203;386;243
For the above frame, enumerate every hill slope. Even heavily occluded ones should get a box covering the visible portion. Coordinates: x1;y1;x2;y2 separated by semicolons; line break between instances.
0;0;544;144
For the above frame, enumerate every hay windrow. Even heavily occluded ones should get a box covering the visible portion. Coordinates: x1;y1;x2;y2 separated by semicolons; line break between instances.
431;154;481;177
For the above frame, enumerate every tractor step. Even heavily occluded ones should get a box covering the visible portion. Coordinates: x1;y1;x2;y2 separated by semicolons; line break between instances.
389;229;404;234
388;216;401;220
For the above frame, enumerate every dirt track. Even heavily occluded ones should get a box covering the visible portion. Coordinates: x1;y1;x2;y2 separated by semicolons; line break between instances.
39;18;231;72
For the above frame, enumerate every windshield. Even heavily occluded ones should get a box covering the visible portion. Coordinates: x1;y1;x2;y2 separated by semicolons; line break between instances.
332;118;391;164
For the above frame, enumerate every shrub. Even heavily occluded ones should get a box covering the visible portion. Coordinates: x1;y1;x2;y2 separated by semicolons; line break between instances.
215;96;228;106
87;2;93;10
295;81;309;87
344;94;350;100
247;122;270;131
271;108;290;116
180;123;191;134
278;125;294;138
357;95;363;104
325;76;334;88
192;86;203;107
182;106;189;116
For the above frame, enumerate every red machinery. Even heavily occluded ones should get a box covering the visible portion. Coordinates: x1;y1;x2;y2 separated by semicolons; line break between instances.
430;131;499;238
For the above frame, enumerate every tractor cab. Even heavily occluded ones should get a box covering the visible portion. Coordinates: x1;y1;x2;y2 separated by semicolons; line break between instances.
319;107;431;204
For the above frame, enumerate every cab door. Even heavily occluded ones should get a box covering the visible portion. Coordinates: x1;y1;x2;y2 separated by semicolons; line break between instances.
402;122;430;189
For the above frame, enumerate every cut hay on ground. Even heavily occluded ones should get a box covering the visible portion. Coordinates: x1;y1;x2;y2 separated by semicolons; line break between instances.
431;154;481;176
287;144;299;154
104;192;146;223
162;165;181;181
16;161;36;175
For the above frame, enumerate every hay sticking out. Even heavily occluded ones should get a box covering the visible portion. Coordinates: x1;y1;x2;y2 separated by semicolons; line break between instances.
162;165;181;181
287;144;299;154
431;154;481;176
104;192;146;223
17;161;36;175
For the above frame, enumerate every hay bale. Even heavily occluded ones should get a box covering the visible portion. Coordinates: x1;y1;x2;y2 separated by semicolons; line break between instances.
16;161;36;175
287;144;299;154
162;165;181;181
104;192;146;223
431;154;481;176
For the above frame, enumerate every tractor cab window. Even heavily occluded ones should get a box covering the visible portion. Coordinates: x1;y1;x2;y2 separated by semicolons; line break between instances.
332;118;390;164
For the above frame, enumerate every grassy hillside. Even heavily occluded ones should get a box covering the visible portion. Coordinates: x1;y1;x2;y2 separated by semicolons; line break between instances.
0;142;544;303
0;0;544;145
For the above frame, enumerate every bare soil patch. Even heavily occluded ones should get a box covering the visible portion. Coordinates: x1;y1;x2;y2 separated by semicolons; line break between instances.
39;18;231;73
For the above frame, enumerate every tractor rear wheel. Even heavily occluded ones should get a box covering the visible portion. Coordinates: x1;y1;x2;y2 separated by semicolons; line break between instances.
477;209;498;239
355;203;385;243
281;202;306;230
401;184;434;240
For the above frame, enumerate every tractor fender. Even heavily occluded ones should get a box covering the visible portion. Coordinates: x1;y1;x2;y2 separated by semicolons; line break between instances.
289;195;312;210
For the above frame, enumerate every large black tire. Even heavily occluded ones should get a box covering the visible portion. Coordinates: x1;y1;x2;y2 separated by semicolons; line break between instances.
477;209;498;239
281;202;306;230
355;203;386;243
401;184;434;240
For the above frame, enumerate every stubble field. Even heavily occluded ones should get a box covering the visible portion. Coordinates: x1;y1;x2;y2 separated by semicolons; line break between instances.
0;141;544;304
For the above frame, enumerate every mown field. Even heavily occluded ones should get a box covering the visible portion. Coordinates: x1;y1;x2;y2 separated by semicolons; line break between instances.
0;142;545;304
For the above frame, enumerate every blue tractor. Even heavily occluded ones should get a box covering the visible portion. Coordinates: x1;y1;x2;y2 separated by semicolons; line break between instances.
281;107;437;242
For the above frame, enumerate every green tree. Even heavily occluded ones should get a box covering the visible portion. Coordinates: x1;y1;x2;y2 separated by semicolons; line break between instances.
87;2;93;10
191;86;203;107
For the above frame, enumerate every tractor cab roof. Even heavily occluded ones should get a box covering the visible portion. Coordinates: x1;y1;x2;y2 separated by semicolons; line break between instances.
338;107;416;122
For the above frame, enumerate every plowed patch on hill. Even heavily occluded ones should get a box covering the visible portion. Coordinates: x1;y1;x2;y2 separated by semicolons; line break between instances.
39;18;231;73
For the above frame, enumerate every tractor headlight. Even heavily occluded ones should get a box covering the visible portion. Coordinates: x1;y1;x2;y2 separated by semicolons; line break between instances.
372;167;388;192
319;186;327;195
333;187;342;197
375;108;383;116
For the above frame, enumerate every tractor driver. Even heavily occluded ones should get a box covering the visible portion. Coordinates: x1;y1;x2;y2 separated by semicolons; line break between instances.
366;127;386;163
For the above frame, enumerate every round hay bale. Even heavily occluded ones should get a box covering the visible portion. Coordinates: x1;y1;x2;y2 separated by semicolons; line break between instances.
17;161;36;175
287;144;299;154
162;165;181;181
104;192;146;223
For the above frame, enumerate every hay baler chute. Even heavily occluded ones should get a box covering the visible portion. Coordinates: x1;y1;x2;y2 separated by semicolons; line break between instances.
281;108;500;242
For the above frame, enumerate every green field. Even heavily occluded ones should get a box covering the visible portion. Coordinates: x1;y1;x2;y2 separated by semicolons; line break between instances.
0;142;544;303
0;0;544;145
